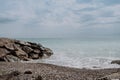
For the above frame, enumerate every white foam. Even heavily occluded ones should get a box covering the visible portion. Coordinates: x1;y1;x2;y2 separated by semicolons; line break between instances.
24;51;120;69
21;38;120;69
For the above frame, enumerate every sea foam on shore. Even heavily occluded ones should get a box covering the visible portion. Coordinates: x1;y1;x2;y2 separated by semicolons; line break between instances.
20;38;120;69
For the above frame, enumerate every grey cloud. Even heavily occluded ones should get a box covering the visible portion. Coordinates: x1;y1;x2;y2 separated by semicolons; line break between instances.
0;0;120;38
0;17;16;23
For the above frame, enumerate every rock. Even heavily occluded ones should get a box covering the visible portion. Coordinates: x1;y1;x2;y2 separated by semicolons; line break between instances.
15;40;31;46
40;47;45;51
29;53;39;59
33;49;41;54
96;77;109;80
0;70;43;80
4;43;15;51
15;49;28;59
97;72;120;80
42;48;53;58
9;71;21;76
28;42;42;48
35;75;43;80
111;60;120;65
4;55;20;62
24;70;32;74
0;38;14;43
0;42;4;47
22;46;33;53
0;37;53;62
0;71;21;80
0;48;9;57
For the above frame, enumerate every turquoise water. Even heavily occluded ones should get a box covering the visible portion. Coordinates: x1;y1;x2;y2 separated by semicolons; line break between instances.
18;38;120;69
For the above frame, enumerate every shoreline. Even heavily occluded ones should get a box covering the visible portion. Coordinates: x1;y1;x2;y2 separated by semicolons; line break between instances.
0;62;120;80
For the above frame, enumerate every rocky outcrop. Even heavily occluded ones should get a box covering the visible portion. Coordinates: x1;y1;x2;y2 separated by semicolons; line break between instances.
111;60;120;65
0;38;53;62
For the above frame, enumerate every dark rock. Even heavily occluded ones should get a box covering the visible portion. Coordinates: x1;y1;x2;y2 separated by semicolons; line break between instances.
0;48;9;57
4;55;20;62
97;73;120;80
28;42;42;48
15;40;31;46
13;44;20;51
40;47;45;51
24;70;32;74
111;60;120;65
29;53;39;59
0;71;21;80
15;49;28;58
42;48;53;58
10;71;21;76
33;49;41;54
22;46;33;53
4;43;15;51
35;75;43;80
96;77;109;80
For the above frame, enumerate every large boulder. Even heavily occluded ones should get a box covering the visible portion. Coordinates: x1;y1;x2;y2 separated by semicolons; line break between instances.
0;48;10;61
111;60;120;65
4;43;15;51
4;55;21;62
0;38;53;62
22;46;33;53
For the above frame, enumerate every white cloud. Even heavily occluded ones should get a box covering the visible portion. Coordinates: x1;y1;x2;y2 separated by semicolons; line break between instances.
0;0;120;37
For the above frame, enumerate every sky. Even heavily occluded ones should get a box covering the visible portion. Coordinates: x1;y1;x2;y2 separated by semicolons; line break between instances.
0;0;120;38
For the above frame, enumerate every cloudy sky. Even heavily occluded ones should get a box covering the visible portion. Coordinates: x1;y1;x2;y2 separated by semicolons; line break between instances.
0;0;120;38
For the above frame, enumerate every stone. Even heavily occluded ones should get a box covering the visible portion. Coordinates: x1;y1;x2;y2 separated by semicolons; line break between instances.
97;77;109;80
28;42;42;48
22;46;33;53
24;70;32;74
9;71;21;76
15;49;28;59
15;40;31;46
13;44;20;51
35;75;43;80
4;43;15;51
111;60;120;65
33;49;41;54
0;48;9;57
4;55;20;62
97;73;120;80
42;48;53;58
0;42;4;47
29;53;39;59
0;37;53;62
40;47;45;51
0;38;14;43
0;71;21;80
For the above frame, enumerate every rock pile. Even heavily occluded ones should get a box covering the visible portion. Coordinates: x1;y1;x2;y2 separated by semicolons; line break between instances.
0;38;53;62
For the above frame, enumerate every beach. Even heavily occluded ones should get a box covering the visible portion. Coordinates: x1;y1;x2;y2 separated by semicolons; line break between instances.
0;38;120;80
0;62;120;80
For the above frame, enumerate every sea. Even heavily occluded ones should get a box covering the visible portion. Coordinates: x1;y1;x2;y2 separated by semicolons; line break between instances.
18;37;120;69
